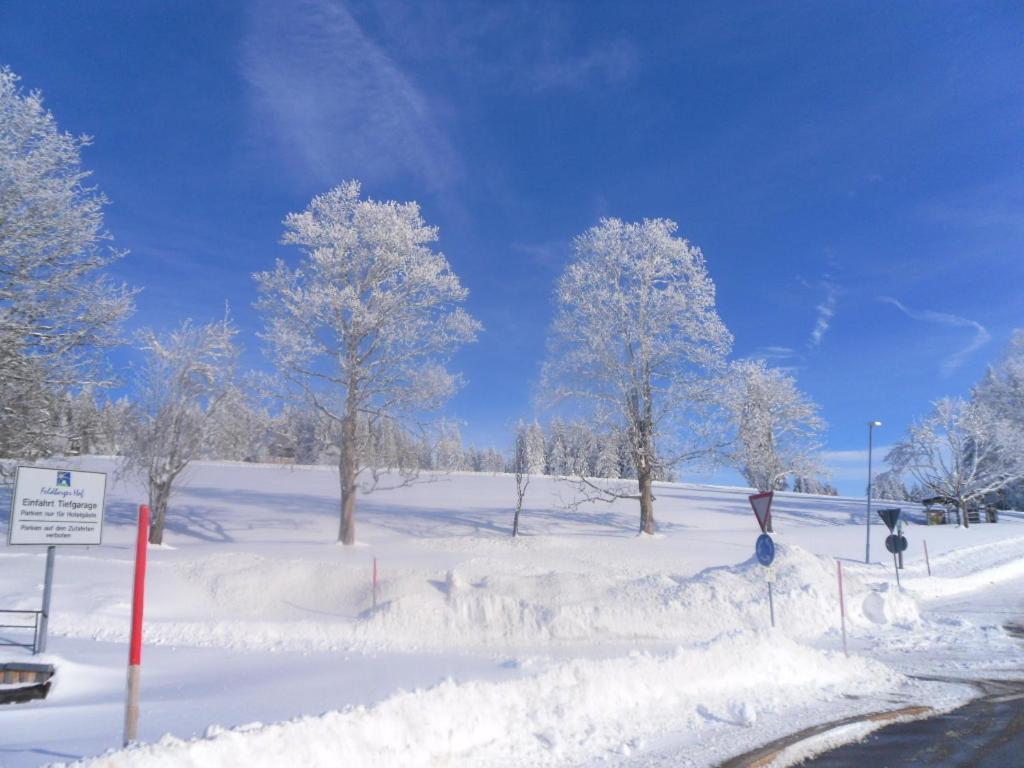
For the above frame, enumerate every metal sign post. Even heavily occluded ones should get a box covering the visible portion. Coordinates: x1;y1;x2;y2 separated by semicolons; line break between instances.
878;508;904;589
8;466;107;654
750;492;776;628
36;547;56;653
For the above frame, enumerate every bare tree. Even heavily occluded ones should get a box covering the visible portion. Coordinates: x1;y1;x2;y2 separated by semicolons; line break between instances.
721;359;826;492
0;67;133;465
254;181;481;544
123;318;238;544
542;218;732;534
887;397;1023;528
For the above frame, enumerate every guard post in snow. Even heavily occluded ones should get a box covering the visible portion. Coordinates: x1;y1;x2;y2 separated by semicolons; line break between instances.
6;466;107;654
749;491;776;628
124;504;150;746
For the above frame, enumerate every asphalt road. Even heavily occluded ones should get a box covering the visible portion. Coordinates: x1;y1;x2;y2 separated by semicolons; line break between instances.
799;689;1024;767
801;584;1024;768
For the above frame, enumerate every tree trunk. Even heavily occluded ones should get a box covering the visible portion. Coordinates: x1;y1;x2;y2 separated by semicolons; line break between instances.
638;463;655;535
148;478;171;545
338;409;358;545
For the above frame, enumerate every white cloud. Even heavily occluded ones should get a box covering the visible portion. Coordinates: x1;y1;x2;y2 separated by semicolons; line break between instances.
809;282;837;347
821;445;895;488
240;0;458;190
878;297;990;376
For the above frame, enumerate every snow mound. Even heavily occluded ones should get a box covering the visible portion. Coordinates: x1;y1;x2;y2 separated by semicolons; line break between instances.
69;633;901;768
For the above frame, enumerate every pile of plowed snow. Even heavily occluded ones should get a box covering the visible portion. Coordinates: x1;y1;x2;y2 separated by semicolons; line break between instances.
71;632;904;768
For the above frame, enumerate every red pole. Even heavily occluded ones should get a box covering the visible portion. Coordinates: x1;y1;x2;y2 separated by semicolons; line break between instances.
124;504;150;746
837;560;848;657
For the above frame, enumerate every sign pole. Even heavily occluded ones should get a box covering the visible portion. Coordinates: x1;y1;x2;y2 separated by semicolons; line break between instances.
924;539;931;577
36;545;56;654
837;561;848;657
897;521;904;570
124;504;150;747
767;579;775;628
892;549;901;589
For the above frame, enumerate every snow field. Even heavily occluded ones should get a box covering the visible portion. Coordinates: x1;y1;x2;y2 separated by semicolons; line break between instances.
2;458;1022;767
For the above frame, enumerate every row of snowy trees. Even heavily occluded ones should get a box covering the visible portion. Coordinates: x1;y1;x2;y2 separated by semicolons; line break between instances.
880;332;1024;525
2;65;833;545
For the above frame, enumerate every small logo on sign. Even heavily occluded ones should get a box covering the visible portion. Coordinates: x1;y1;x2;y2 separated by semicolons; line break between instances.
56;471;71;488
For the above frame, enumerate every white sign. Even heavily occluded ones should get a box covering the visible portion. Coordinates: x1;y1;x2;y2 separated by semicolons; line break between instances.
8;466;107;546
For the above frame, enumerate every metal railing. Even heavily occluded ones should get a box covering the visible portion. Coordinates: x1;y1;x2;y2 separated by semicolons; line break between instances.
0;609;42;653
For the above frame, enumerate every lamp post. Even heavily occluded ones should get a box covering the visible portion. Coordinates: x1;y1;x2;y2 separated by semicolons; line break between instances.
865;420;882;563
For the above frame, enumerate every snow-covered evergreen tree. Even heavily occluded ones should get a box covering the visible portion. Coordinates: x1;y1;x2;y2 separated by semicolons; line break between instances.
254;182;480;544
524;421;547;475
542;218;732;534
435;420;465;471
204;385;271;462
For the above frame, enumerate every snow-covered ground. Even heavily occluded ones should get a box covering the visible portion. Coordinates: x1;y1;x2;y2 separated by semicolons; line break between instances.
1;458;1022;767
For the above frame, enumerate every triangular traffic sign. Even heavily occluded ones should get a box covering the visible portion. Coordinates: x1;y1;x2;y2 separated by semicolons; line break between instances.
878;507;901;532
749;491;774;533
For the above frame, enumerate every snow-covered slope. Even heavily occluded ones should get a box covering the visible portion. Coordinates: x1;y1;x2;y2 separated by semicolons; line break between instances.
1;458;1021;767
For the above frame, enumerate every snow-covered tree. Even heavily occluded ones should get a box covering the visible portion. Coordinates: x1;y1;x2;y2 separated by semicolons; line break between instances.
434;420;465;471
123;317;238;544
511;422;531;536
871;469;916;502
721;359;826;492
545;419;570;476
594;429;622;479
886;397;1023;527
0;67;133;464
972;330;1024;509
254;181;481;544
204;385;271;462
542;218;732;534
524;421;547;475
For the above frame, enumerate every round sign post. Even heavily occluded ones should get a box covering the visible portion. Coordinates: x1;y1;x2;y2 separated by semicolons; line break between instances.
749;493;777;628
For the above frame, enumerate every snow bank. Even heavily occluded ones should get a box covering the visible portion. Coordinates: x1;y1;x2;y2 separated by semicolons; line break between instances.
68;633;901;768
52;544;917;654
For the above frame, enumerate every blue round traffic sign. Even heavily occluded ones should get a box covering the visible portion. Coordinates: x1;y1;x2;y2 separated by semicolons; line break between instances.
755;533;775;567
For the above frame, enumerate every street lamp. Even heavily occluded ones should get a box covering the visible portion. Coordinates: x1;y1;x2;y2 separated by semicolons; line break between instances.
865;420;882;563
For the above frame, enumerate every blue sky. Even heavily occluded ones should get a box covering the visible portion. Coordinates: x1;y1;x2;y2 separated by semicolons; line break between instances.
2;1;1021;493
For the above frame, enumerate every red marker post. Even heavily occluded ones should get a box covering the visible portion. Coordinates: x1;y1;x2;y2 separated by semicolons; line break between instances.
124;504;150;746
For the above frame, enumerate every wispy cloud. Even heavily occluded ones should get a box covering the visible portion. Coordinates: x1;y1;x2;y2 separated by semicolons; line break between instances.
809;281;838;347
821;445;895;487
743;346;805;374
356;1;639;94
530;38;638;90
878;297;991;376
240;0;458;190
